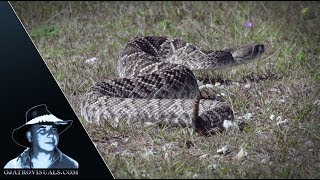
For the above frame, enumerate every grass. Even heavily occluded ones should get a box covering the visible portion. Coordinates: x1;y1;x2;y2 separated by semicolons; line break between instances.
11;1;320;178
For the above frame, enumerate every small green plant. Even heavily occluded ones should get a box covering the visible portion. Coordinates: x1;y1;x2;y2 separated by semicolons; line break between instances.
30;26;59;39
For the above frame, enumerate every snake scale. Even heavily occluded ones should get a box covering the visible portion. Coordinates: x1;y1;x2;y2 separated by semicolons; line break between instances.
80;36;265;134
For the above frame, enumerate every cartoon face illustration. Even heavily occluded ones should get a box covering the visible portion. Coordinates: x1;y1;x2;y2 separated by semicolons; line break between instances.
5;104;79;169
27;124;59;152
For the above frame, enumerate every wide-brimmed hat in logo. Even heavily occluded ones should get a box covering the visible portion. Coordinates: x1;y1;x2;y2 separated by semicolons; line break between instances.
12;104;73;148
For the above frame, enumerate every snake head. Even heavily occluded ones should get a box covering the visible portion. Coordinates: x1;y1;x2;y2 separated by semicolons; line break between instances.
230;44;265;64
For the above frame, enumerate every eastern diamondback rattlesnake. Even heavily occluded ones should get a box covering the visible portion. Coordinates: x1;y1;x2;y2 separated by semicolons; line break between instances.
80;36;265;134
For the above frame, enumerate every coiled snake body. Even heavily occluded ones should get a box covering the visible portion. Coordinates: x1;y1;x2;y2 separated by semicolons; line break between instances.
80;36;265;134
